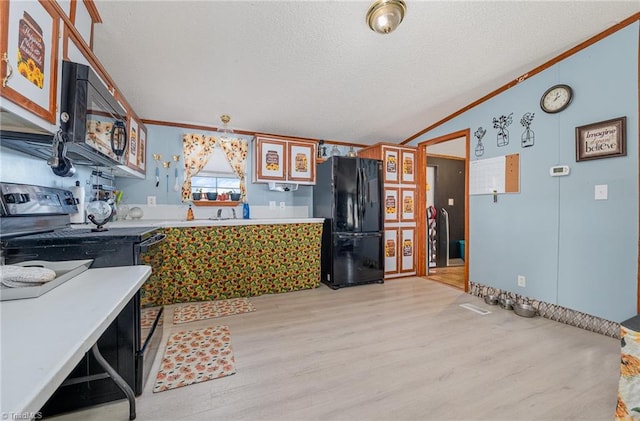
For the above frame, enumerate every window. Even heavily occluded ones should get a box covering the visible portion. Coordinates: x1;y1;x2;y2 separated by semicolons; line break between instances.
191;147;240;194
181;133;247;203
190;176;240;195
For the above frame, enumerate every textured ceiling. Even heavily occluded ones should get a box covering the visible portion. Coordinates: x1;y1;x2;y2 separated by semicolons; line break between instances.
92;1;639;145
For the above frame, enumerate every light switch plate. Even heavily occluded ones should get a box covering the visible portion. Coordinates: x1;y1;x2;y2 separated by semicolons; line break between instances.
594;184;608;200
279;201;286;209
448;198;454;206
269;201;276;210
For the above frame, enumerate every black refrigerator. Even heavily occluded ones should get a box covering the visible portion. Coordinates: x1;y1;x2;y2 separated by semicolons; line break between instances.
313;156;384;289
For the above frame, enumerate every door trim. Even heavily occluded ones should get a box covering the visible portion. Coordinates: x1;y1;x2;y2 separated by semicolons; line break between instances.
416;129;470;291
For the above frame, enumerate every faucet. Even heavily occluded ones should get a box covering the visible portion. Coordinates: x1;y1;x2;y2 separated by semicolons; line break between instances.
215;208;237;219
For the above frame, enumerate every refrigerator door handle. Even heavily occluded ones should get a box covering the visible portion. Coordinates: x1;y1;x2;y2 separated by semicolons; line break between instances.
354;165;360;230
359;167;365;222
364;168;369;204
337;232;382;239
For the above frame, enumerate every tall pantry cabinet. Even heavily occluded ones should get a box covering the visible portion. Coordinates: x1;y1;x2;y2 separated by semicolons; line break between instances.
358;143;417;279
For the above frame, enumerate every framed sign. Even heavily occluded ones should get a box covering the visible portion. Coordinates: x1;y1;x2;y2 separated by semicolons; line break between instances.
576;117;626;162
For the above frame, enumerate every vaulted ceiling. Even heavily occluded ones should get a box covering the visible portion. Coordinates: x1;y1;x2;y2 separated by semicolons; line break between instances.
92;1;639;145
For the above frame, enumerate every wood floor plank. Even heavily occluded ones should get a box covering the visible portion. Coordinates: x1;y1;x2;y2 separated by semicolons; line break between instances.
51;277;620;421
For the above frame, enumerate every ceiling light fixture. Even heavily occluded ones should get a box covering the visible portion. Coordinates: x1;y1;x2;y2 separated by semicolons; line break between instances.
218;114;234;137
366;0;406;34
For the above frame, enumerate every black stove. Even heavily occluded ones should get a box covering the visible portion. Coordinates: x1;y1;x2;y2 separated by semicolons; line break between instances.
0;182;165;417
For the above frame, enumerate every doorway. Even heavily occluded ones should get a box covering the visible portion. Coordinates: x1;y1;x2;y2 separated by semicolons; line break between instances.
415;130;470;291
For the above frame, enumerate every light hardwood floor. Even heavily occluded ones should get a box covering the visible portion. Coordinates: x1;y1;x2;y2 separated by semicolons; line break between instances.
52;277;620;421
425;266;465;290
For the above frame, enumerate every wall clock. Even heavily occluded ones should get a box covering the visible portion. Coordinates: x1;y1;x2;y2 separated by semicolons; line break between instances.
540;84;573;113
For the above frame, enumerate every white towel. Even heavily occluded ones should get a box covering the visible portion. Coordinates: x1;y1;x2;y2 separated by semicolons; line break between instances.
0;265;56;287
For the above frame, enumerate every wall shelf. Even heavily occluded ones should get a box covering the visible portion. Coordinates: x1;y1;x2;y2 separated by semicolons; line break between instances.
192;201;241;207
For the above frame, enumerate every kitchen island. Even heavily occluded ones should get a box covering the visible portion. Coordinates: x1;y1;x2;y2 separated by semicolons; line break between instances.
0;265;151;420
103;217;324;228
93;218;324;306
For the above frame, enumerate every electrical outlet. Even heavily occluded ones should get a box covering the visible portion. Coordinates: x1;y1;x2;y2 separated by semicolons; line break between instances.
269;201;276;210
517;275;526;287
147;196;157;206
595;184;608;200
279;201;286;209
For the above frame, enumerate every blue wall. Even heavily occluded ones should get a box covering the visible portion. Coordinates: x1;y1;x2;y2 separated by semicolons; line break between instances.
0;147;93;192
114;124;312;208
408;23;639;322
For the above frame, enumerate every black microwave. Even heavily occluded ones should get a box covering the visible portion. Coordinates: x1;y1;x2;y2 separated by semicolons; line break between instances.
60;60;128;162
0;61;129;170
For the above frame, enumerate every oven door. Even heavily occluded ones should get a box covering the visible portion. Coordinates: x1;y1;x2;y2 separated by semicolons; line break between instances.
135;232;166;394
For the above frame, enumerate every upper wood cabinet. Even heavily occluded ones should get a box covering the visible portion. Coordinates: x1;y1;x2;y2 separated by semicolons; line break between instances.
358;142;417;279
0;0;60;124
254;135;316;185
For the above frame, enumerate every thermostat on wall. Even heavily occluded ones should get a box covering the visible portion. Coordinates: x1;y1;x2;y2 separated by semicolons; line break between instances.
549;165;570;177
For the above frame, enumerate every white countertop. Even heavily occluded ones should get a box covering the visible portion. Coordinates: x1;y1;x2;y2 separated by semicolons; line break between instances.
0;265;152;417
73;218;325;229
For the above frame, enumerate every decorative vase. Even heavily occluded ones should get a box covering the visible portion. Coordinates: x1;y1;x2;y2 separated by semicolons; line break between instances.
497;128;509;147
521;128;535;148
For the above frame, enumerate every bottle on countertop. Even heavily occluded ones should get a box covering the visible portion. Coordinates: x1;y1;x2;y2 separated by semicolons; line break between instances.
70;180;86;224
186;204;194;221
242;202;250;219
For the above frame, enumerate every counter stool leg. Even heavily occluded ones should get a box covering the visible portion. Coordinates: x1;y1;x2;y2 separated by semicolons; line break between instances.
90;343;136;420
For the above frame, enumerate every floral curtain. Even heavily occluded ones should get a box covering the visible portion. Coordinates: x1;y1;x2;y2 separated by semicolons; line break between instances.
216;137;248;201
181;134;248;202
181;134;215;201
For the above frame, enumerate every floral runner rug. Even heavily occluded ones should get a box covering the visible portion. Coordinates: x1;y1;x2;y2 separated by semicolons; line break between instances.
153;325;236;393
173;297;256;324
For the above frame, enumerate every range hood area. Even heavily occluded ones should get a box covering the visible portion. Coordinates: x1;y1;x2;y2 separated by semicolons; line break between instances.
0;130;144;179
2;130;113;167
